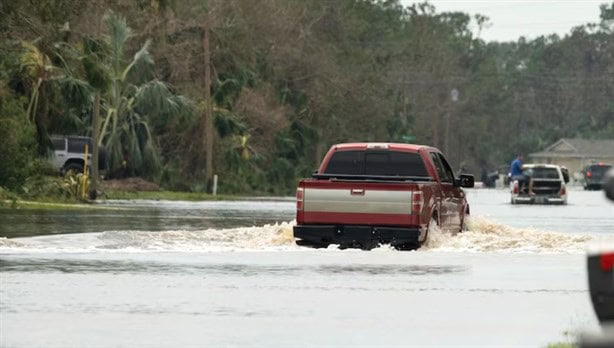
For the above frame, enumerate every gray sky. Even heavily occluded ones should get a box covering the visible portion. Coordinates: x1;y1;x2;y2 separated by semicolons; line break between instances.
401;0;605;42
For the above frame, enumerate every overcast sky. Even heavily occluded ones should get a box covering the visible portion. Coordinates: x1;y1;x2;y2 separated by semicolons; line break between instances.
401;0;606;42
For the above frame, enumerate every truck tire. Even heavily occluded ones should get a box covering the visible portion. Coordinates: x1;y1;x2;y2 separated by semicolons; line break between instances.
420;214;439;246
63;162;84;175
460;208;469;232
295;239;329;249
394;242;419;251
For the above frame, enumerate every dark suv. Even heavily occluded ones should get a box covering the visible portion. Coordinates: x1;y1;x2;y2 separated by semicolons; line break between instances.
50;135;106;175
583;163;612;190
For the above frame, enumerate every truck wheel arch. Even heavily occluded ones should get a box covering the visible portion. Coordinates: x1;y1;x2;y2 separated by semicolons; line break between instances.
62;159;85;175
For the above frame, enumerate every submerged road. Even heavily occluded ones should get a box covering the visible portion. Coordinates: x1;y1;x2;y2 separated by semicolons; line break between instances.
1;189;612;347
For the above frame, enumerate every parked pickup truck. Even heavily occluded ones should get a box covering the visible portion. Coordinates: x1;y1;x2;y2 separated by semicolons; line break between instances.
293;143;474;250
50;135;106;175
510;164;569;205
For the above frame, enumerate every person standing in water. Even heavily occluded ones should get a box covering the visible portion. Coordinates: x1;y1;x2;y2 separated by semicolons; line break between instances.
510;154;535;195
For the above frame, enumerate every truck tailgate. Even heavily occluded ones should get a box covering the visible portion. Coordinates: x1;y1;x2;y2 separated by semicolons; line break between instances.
299;180;420;226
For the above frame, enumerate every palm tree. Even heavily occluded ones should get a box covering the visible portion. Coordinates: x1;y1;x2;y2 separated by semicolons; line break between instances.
20;41;92;154
91;10;192;178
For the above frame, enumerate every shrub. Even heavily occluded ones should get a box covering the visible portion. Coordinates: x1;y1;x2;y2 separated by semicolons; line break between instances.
0;91;40;191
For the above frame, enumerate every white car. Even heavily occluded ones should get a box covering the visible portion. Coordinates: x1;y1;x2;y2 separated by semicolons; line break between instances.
50;135;106;175
510;164;569;205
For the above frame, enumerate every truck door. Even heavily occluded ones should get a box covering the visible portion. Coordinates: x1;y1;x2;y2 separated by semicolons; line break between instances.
51;137;67;171
429;152;453;230
437;153;463;229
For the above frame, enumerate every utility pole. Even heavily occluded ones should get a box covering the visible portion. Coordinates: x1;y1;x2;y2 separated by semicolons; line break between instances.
89;93;100;200
203;12;213;188
444;111;450;155
445;88;459;156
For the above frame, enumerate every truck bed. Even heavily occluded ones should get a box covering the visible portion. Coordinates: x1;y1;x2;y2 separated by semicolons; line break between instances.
299;178;424;226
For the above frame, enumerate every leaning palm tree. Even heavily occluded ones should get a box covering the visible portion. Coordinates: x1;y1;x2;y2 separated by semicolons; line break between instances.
20;41;92;154
91;11;192;178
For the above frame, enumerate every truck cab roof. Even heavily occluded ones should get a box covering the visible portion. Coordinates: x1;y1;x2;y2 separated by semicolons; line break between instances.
522;163;562;169
331;142;437;153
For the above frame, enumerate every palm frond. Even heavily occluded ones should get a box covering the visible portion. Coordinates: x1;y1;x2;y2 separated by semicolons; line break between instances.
122;39;154;83
59;76;92;110
20;42;50;81
135;80;171;116
103;10;132;73
127;127;143;168
104;129;123;170
141;137;160;177
214;112;247;138
82;55;111;91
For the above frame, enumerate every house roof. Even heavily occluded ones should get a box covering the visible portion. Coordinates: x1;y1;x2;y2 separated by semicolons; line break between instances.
530;138;614;158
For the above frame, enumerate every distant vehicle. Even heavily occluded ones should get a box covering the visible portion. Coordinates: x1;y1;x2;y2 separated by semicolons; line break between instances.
582;163;612;190
510;164;568;205
50;135;106;175
586;171;614;326
293;142;474;250
498;164;511;186
605;168;614;201
480;168;499;188
588;249;614;324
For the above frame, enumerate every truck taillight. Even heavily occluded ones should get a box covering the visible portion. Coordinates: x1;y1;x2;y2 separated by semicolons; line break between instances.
600;252;614;272
296;187;304;211
560;185;566;195
412;191;423;214
586;171;592;178
513;182;519;194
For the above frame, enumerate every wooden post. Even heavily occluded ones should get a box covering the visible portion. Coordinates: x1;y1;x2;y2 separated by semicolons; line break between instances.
212;174;218;196
90;93;100;200
203;13;213;190
82;143;89;200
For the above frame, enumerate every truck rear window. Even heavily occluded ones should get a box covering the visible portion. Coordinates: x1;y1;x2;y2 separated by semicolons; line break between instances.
67;138;93;153
324;150;428;177
531;167;560;179
587;165;611;175
51;138;65;151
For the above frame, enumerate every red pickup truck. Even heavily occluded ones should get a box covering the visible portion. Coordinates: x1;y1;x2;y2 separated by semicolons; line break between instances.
294;143;474;250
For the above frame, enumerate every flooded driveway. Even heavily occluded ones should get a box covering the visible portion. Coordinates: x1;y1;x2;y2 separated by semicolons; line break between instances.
1;189;613;347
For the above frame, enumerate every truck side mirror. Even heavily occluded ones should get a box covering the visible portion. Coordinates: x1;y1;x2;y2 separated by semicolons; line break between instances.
561;168;570;184
457;174;475;188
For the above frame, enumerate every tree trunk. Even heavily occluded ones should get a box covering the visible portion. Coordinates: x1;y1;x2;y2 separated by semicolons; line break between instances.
203;13;213;188
90;92;100;200
444;110;450;155
432;113;439;149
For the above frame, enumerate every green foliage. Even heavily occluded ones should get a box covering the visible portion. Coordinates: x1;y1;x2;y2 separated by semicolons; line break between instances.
89;10;193;179
546;342;575;348
19;174;88;201
0;78;39;190
2;0;613;196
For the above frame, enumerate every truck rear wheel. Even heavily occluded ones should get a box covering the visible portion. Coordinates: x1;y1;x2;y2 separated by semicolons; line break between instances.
393;242;419;251
419;214;439;247
295;239;329;249
460;208;469;232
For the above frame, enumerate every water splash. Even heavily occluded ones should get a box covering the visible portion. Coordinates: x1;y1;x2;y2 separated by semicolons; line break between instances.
96;221;297;251
0;237;26;248
0;217;603;254
421;216;595;253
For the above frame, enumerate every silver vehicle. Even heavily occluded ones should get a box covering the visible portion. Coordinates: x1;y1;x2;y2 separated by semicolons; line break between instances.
605;168;614;201
50;135;105;175
510;164;569;205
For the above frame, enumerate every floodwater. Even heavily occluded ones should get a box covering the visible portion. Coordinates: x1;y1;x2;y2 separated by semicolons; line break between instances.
1;189;613;347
